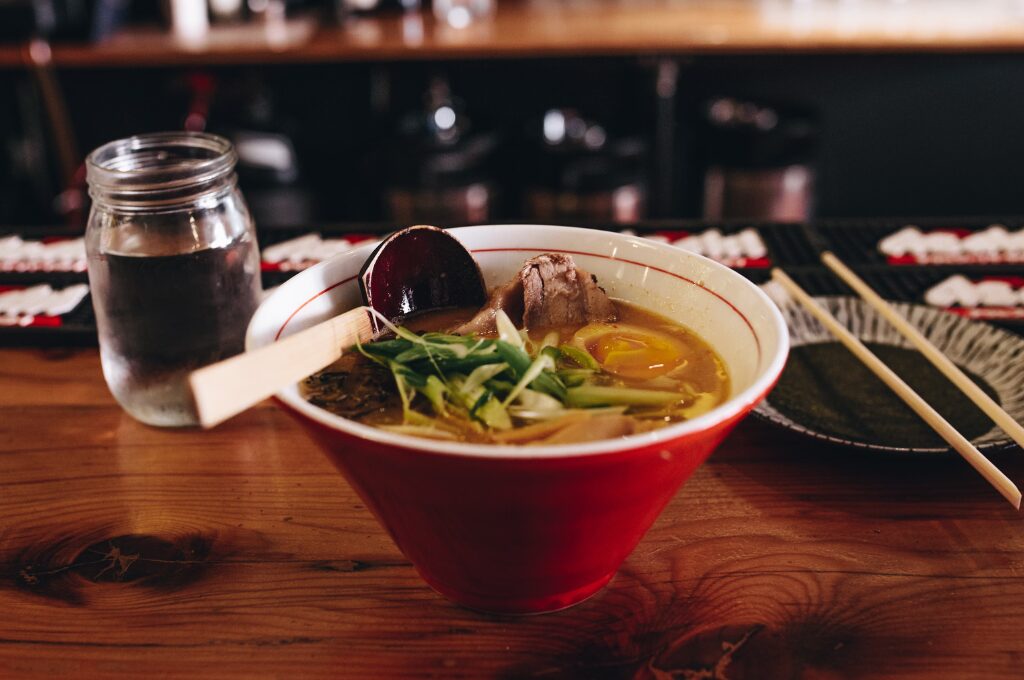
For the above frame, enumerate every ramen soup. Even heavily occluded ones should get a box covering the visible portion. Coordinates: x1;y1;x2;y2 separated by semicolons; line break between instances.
302;253;729;446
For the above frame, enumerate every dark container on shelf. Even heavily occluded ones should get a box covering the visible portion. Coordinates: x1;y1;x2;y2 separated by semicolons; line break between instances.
229;130;315;229
701;97;818;222
382;78;497;225
525;109;647;225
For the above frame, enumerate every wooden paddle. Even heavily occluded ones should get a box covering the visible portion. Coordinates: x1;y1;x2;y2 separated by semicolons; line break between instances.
188;225;486;428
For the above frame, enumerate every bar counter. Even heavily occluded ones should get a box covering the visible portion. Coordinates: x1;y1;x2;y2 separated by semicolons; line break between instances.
1;346;1022;677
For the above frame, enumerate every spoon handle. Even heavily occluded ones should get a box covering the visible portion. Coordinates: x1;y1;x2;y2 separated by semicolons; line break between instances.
189;306;376;428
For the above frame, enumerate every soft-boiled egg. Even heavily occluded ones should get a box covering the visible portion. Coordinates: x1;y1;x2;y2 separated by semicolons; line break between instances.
572;323;690;380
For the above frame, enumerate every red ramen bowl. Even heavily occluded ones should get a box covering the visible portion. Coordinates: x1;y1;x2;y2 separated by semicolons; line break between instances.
248;225;789;614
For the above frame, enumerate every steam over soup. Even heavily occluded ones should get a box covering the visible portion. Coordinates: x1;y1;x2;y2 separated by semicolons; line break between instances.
302;253;728;445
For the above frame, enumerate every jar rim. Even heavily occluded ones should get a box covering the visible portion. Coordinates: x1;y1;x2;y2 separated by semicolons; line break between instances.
86;131;237;193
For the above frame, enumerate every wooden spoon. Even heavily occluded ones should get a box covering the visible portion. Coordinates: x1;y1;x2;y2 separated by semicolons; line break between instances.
189;225;486;428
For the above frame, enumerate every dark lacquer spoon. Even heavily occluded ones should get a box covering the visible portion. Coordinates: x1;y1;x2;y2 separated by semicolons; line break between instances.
189;225;486;428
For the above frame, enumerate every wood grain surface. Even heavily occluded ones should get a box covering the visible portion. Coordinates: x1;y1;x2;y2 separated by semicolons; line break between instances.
4;1;1024;69
1;348;1022;679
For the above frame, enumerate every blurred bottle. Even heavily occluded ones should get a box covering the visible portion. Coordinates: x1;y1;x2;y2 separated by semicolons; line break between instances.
0;81;60;225
0;0;131;42
433;0;494;29
384;77;497;225
209;0;244;22
178;71;312;229
210;75;314;229
701;97;818;222
169;0;209;45
334;0;420;20
526;109;647;225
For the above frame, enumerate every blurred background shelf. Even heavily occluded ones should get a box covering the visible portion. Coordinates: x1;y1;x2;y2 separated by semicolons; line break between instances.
8;1;1024;70
5;1;1024;232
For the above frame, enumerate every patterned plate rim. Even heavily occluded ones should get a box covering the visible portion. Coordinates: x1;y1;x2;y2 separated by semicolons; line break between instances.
753;295;1024;455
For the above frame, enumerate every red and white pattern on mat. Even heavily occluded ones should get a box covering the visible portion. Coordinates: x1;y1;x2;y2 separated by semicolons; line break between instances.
261;229;772;271
260;233;381;271
0;235;87;272
625;228;771;268
924;275;1024;320
0;283;89;328
879;225;1024;265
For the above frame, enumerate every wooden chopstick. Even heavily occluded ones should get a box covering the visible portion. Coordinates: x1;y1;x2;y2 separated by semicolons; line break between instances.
821;251;1024;452
771;268;1021;509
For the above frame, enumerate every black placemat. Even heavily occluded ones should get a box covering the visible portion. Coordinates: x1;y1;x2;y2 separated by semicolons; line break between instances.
3;220;1023;346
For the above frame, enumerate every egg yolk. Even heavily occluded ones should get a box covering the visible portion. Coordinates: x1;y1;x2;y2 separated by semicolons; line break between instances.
573;323;690;380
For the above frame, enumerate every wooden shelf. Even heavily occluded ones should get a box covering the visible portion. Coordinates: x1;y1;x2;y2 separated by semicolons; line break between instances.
4;1;1024;68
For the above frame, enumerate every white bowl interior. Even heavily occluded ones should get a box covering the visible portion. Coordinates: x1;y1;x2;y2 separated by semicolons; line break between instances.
248;225;789;458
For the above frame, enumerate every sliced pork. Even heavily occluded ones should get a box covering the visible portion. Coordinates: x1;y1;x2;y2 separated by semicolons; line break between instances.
454;253;617;335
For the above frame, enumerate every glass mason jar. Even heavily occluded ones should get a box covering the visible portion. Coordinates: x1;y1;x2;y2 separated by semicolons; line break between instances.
85;132;262;427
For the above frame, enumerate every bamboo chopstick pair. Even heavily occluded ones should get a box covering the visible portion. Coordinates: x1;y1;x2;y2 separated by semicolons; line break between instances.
771;251;1023;510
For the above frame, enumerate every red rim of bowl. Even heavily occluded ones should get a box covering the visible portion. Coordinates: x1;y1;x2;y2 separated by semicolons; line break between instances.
256;225;790;460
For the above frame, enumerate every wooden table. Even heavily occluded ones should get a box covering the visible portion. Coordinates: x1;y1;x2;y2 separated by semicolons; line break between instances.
1;347;1022;678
